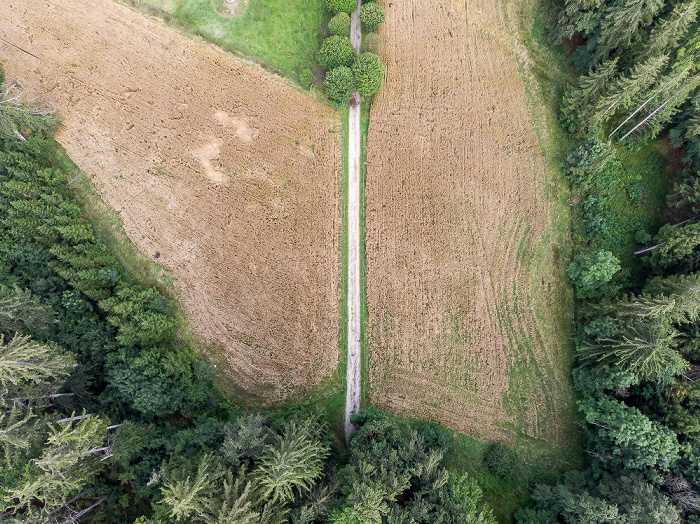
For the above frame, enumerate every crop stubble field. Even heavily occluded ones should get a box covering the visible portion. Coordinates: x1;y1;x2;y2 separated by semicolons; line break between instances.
0;0;341;403
366;0;576;444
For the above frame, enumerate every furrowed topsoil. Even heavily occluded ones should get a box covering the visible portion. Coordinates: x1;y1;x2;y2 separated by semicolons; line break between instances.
1;0;341;403
366;0;575;444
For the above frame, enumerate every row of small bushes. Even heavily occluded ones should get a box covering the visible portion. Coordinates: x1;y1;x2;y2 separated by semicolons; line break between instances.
304;0;386;101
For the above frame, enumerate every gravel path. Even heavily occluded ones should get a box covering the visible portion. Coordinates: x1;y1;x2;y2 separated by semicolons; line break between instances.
345;0;362;442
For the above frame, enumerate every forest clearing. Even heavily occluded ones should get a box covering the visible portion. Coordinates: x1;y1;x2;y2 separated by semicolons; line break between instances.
365;0;577;444
0;0;342;404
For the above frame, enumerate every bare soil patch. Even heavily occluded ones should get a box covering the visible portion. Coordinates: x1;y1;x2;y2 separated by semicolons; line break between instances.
366;0;575;443
1;0;341;404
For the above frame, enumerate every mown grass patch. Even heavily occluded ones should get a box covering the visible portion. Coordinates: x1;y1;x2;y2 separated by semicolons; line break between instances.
119;0;329;81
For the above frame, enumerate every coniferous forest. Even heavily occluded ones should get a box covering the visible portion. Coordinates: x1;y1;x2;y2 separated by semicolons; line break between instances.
513;0;700;519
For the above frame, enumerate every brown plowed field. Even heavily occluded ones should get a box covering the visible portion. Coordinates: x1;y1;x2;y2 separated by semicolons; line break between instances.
366;0;575;443
1;0;340;403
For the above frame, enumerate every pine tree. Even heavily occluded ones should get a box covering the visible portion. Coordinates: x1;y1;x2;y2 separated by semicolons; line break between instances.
598;0;665;58
650;221;700;270
6;412;109;513
0;334;75;395
201;469;258;524
642;0;699;59
562;58;620;125
0;286;54;334
578;319;687;383
622;74;700;140
580;397;680;470
590;54;668;129
160;453;218;522
255;420;330;505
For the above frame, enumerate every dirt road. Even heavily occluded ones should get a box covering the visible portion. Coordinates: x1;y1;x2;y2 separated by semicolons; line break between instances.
345;0;362;440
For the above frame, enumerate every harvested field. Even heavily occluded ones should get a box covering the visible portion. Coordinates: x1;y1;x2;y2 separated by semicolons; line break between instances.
366;0;576;443
1;0;341;403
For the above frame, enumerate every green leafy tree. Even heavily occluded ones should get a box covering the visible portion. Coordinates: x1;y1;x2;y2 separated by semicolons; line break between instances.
319;36;357;70
567;250;621;299
359;3;386;30
326;0;357;14
222;413;271;467
325;66;357;102
328;12;351;36
361;33;383;54
300;69;316;88
352;52;385;97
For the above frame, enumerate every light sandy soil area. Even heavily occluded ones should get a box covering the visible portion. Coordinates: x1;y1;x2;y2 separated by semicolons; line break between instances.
1;0;341;403
366;0;575;443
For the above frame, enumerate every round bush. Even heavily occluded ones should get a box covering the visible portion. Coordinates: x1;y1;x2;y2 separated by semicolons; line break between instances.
483;443;522;479
566;250;620;300
326;0;357;14
361;32;383;54
325;66;356;102
328;12;351;36
319;36;357;70
299;68;316;88
359;3;385;29
352;52;384;97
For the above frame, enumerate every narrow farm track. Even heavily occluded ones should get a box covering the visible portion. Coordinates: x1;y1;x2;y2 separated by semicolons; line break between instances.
345;0;362;440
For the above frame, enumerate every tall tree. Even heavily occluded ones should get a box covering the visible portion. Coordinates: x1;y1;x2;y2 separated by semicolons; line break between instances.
0;334;75;396
6;412;110;514
0;286;54;334
579;397;680;470
254;419;330;505
598;0;665;58
642;0;699;59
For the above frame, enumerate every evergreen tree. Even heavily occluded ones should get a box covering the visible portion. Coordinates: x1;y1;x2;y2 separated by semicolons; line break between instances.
6;412;110;514
254;419;330;505
650;221;700;271
642;0;699;59
562;58;620;127
0;285;54;334
579;397;680;470
590;54;668;129
0;334;75;395
598;0;665;58
578;319;687;383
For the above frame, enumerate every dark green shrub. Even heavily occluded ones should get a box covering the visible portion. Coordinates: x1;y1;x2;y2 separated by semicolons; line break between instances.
566;250;621;300
361;32;383;53
352;52;384;97
325;66;356;102
628;183;645;205
328;12;351;36
319;36;357;70
326;0;357;14
483;443;522;479
299;68;315;88
582;196;610;238
359;3;385;30
635;228;652;245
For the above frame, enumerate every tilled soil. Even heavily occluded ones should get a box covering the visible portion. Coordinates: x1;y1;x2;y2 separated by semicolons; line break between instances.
1;0;341;403
366;0;574;443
